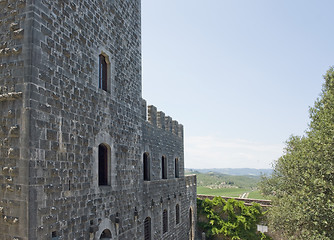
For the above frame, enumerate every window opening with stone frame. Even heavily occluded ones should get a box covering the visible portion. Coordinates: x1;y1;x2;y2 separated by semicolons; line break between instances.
98;143;111;186
99;53;109;92
143;152;150;181
175;158;179;178
144;217;151;240
51;231;59;240
176;204;180;225
163;209;168;234
162;156;167;179
100;229;112;239
189;208;194;240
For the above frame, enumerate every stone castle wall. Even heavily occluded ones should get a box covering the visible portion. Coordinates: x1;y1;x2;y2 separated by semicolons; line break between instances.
0;0;196;240
0;0;31;239
141;100;197;239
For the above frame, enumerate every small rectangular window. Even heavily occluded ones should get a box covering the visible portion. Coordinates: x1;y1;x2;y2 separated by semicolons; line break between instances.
144;152;150;181
99;54;108;91
175;158;179;178
163;209;168;233
176;204;180;225
98;143;110;186
162;156;167;179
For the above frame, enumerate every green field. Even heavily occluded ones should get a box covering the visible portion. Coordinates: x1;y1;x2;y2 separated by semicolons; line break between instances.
197;186;249;197
248;190;268;200
195;172;260;189
192;170;271;199
197;187;269;200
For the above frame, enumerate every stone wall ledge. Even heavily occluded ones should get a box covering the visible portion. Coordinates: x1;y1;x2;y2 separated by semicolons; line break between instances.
0;92;22;101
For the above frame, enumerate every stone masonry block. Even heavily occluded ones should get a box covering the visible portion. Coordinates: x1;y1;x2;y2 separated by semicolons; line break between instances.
178;124;184;138
46;129;57;141
165;116;172;132
8;148;19;159
141;99;147;120
8;125;19;137
148;105;157;126
172;120;178;135
157;111;165;130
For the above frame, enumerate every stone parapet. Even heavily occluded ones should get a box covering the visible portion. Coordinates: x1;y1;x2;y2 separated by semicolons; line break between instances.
185;174;197;188
144;101;183;138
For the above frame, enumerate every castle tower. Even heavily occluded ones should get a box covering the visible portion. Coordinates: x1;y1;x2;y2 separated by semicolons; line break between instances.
0;1;196;239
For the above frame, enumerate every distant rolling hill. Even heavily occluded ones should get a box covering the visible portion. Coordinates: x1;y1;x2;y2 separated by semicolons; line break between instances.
185;168;271;199
185;168;273;176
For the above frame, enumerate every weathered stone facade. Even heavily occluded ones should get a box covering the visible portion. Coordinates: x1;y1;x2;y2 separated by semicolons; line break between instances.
0;0;196;239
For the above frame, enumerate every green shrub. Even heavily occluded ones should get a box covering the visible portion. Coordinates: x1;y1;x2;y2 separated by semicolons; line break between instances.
197;197;271;240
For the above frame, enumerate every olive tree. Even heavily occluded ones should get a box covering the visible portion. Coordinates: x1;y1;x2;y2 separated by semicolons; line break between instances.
260;67;334;240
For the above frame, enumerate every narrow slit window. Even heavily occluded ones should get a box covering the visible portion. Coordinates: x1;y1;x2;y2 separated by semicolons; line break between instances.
143;152;150;181
163;209;168;233
176;204;180;225
175;158;179;178
98;143;110;186
189;208;193;240
162;156;167;179
144;217;151;240
99;54;108;91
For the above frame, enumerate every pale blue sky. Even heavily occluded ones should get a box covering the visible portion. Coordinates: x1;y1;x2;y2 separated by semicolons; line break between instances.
141;0;334;169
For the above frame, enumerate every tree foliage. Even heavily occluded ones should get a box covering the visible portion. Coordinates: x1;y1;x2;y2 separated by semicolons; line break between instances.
197;197;271;240
260;67;334;239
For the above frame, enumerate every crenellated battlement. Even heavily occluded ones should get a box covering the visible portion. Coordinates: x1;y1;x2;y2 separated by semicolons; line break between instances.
141;99;184;138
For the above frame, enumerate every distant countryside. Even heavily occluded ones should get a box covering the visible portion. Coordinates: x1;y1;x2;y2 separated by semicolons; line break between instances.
185;168;272;200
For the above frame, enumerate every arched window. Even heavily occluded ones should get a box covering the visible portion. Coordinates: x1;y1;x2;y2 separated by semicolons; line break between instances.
162;156;167;179
98;143;110;186
163;209;168;233
143;152;150;181
144;217;151;240
99;54;108;91
175;158;179;178
100;229;112;239
176;204;180;225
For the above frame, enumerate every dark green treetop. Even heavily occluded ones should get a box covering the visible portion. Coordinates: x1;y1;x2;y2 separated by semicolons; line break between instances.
260;67;334;240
